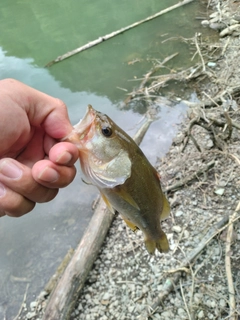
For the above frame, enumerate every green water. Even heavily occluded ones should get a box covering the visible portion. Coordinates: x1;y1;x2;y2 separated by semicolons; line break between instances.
1;0;205;103
0;1;209;318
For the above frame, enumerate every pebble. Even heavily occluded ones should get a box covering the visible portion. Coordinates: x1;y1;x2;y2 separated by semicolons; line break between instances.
172;225;182;233
177;307;187;318
214;188;225;195
219;298;226;308
209;22;225;31
201;20;209;27
194;293;203;304
183;230;190;238
26;312;36;319
30;301;37;311
206;298;216;308
197;310;205;319
175;210;184;217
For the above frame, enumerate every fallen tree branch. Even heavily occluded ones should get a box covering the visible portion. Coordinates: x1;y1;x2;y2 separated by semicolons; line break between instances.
165;160;215;192
45;0;195;67
180;105;235;153
42;114;154;320
225;201;240;320
139;212;240;320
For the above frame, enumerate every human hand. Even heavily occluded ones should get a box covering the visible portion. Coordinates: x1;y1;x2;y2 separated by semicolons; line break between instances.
0;78;79;217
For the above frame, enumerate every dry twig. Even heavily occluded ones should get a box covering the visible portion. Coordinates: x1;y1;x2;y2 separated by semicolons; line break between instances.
165;160;215;192
193;33;206;73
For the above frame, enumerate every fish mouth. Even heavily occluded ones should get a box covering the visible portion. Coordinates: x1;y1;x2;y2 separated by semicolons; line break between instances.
62;105;96;145
74;105;96;141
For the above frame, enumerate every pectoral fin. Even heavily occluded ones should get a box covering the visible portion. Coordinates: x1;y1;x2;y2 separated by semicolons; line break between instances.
114;187;140;210
100;193;115;214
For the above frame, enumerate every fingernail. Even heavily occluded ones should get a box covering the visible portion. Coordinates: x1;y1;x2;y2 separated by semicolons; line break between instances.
56;151;72;164
0;182;6;198
38;167;59;183
0;160;22;179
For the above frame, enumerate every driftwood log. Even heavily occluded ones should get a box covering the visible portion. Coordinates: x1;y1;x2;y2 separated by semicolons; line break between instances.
42;114;154;320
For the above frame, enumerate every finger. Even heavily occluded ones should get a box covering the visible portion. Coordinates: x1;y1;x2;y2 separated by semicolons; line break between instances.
0;182;35;217
16;126;45;167
48;142;79;166
32;159;77;188
0;158;58;203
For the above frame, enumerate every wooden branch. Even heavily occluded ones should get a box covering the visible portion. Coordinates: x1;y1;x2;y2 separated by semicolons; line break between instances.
45;0;195;67
139;52;179;90
42;114;154;320
139;213;240;320
194;33;206;72
165;160;215;192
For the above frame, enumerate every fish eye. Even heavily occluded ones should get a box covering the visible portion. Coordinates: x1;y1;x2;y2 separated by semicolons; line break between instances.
101;126;112;137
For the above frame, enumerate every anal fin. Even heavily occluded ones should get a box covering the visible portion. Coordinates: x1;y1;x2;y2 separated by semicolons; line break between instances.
161;194;170;221
121;216;139;232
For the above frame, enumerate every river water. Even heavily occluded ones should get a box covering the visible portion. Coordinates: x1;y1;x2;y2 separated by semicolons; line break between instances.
0;0;210;318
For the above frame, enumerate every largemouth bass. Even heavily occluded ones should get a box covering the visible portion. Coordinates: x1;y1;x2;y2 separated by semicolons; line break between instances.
64;105;170;254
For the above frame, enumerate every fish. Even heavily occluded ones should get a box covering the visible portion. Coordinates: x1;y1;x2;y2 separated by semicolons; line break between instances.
64;105;170;254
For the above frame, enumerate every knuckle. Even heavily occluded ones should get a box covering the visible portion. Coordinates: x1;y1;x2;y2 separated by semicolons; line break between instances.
37;188;58;203
54;98;68;113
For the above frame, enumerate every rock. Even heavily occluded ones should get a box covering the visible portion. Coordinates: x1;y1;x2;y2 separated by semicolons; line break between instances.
177;307;187;318
194;293;203;304
197;310;205;319
214;188;225;195
173;225;182;233
207;62;217;68
209;12;219;19
26;312;37;319
219;298;226;308
30;301;38;311
201;20;210;27
209;22;225;31
102;292;111;300
175;210;184;217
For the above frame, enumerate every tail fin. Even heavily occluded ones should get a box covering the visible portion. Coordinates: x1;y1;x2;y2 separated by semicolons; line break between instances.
144;231;169;254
